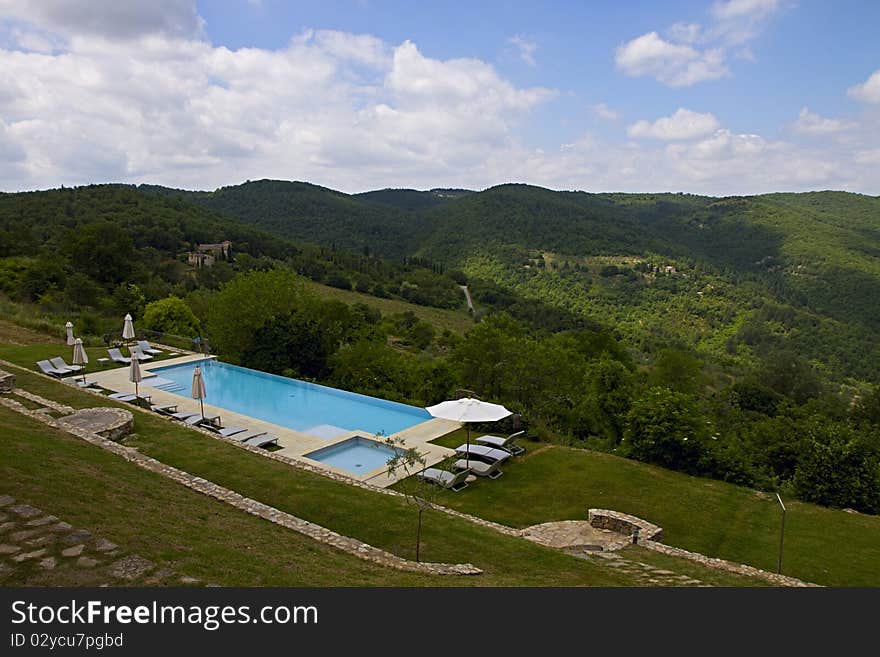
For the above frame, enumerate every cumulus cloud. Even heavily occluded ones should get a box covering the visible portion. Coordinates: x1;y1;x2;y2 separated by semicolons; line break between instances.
790;107;854;135
615;32;727;87
848;70;880;103
628;108;721;140
618;0;784;87
508;34;537;67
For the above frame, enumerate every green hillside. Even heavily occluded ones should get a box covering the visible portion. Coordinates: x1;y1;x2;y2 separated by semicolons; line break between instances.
160;179;431;259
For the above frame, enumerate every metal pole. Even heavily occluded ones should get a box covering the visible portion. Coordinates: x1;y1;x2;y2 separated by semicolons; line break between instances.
776;493;786;574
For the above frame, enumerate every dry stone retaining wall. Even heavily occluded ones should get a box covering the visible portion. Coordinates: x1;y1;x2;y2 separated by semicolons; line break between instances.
0;369;14;393
588;508;818;587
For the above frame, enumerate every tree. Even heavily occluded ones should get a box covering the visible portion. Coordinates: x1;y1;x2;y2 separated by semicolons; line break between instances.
623;387;710;473
384;436;441;563
111;283;146;319
63;272;103;309
791;421;880;514
142;296;200;337
207;268;313;362
69;221;134;285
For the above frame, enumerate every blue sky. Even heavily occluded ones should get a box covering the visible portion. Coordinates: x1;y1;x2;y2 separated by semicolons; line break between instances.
0;0;878;194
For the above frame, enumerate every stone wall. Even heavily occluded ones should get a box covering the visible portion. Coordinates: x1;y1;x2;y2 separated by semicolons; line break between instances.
0;368;14;393
589;509;663;542
588;507;818;587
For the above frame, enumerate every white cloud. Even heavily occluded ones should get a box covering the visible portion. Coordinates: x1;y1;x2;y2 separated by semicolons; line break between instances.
667;22;701;44
593;103;619;121
628;108;720;140
848;70;880;103
790;107;854;135
508;34;537;67
0;0;205;41
619;0;784;87
615;32;728;87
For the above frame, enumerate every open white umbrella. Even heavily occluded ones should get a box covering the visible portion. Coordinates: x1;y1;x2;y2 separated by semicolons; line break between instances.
128;356;143;399
426;397;512;467
191;365;207;420
65;321;75;346
72;338;88;385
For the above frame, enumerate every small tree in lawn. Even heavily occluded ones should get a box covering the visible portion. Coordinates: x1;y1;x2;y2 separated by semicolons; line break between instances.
384;435;440;563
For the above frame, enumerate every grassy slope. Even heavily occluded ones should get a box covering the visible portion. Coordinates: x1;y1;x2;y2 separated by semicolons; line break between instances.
0;358;764;586
424;431;880;587
301;279;474;333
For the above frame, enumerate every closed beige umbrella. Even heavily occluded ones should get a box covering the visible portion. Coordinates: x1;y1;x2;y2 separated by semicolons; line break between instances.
72;338;88;385
191;365;207;420
65;321;75;346
129;356;143;399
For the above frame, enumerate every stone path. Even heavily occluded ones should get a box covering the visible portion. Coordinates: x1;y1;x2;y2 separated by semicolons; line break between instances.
521;520;632;552
0;494;208;587
570;550;710;587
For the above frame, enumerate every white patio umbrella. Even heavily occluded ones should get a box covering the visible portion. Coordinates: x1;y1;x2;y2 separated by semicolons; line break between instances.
122;313;135;341
426;397;512;467
128;356;143;399
65;321;75;346
191;365;207;420
72;338;88;385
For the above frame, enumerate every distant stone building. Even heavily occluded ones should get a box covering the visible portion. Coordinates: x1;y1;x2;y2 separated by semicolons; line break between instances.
187;240;231;268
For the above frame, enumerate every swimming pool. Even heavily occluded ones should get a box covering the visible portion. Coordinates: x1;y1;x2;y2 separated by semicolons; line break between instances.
148;359;432;438
304;436;405;476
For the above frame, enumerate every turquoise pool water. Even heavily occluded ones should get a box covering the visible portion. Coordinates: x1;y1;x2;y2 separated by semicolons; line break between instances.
304;437;405;475
148;359;431;438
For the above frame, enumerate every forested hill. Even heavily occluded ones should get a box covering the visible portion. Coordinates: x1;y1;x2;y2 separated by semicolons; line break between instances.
139;179;880;384
142;179;431;259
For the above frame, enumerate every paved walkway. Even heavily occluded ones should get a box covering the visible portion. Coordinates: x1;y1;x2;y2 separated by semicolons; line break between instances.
0;495;208;586
520;520;632;551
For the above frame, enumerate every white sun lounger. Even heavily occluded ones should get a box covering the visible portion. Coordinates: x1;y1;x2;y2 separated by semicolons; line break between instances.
107;348;131;365
454;443;511;464
453;458;503;479
476;430;526;455
241;433;278;448
36;360;74;378
137;340;164;355
50;357;82;373
417;467;471;490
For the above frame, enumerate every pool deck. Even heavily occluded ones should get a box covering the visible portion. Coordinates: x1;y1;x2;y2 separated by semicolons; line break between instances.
86;354;460;487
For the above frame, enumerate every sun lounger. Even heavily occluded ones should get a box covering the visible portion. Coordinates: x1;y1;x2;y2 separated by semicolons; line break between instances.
151;404;178;415
454;443;511;464
417;467;471;491
108;391;151;405
183;414;221;427
476;430;525;455
170;410;201;421
137;340;164;355
36;360;74;378
206;424;248;437
73;379;98;388
241;433;278;448
233;430;267;442
453;458;503;479
129;346;154;361
107;348;131;365
50;357;82;373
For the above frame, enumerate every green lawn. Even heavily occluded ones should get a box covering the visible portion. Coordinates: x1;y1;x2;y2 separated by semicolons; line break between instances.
423;430;880;586
0;362;764;586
